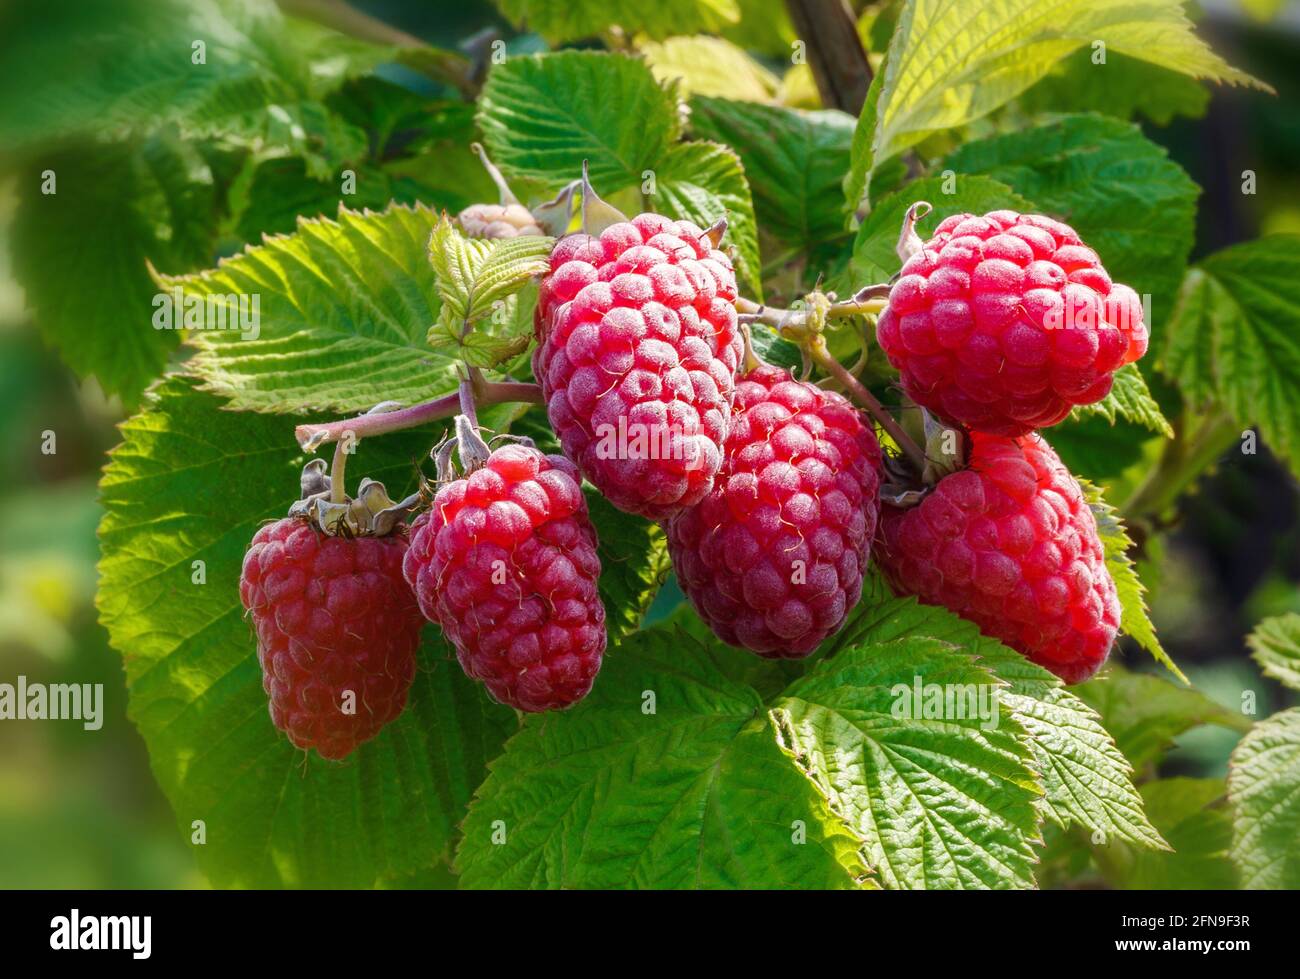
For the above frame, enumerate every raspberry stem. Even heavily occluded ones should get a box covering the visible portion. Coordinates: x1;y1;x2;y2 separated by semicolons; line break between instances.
805;335;928;470
294;381;543;451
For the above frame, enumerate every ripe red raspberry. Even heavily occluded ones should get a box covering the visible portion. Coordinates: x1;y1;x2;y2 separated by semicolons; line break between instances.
403;444;606;711
877;210;1148;436
666;366;883;657
875;432;1120;683
533;213;744;519
239;519;423;760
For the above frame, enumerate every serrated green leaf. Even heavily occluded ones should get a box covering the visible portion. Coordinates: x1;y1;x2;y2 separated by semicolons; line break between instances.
862;0;1261;172
1080;479;1183;682
774;637;1042;889
643;38;779;101
1248;613;1300;692
1074;664;1248;771
477;51;680;195
690;97;855;254
491;0;739;44
455;625;869;888
654;140;761;297
1228;707;1300;889
849;175;1035;282
158;203;466;415
96;376;515;887
944;114;1200;307
1070;364;1173;437
832;586;1166;853
1162;236;1300;479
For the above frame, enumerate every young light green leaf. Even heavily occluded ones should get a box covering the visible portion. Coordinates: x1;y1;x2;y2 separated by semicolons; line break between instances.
1073;664;1248;771
477;51;680;194
643;37;779;101
690;97;855;254
1079;478;1184;682
455;625;870;889
944;114;1200;305
426;217;552;367
1162;236;1300;479
864;0;1262;170
1070;364;1173;437
428;218;553;327
1228;708;1300;889
1248;613;1300;692
158;203;465;415
654;140;762;296
832;586;1167;853
96;377;516;887
774;637;1043;889
491;0;739;44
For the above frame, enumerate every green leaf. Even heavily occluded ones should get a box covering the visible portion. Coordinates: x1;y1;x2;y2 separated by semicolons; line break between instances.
96;377;515;886
1079;478;1182;682
1049;414;1154;483
642;38;779;101
477;51;680;194
158;203;466;415
862;0;1261;170
491;0;739;44
1074;664;1248;771
1100;778;1236;890
690;97;855;253
654;140;762;297
0;0;387;168
1018;49;1209;125
10;141;216;403
833;586;1166;853
1228;707;1300;889
1248;613;1300;693
1162;236;1300;478
844;53;886;215
426;218;553;367
943;114;1200;306
455;625;869;888
774;637;1043;889
849;175;1035;283
585;491;670;640
1070;364;1173;437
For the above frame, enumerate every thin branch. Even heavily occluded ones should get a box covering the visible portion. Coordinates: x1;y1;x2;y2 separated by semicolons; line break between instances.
294;382;543;451
806;336;927;470
783;0;873;113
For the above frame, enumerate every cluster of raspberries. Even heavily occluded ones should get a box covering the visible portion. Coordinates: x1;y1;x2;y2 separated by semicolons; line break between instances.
240;207;1141;759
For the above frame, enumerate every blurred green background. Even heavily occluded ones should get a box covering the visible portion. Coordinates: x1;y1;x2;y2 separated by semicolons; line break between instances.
0;0;1297;889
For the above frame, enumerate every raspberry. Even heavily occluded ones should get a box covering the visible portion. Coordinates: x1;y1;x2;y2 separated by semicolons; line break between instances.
666;365;883;657
877;210;1148;436
403;443;607;711
533;213;744;519
458;202;543;239
239;518;423;760
874;431;1120;683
